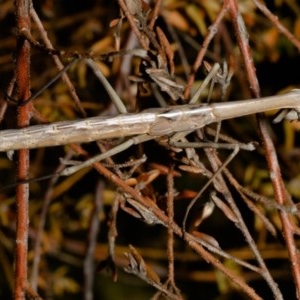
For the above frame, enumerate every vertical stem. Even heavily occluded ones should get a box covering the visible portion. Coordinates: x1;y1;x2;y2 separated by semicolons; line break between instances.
226;0;300;298
83;181;103;300
166;165;175;284
14;0;31;299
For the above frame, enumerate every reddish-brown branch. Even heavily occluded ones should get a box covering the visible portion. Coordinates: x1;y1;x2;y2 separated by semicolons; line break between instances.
166;165;175;285
226;0;260;96
149;0;162;30
4;2;299;298
226;0;300;297
14;0;31;299
253;0;300;52
69;144;261;299
30;7;87;118
118;0;149;50
258;117;300;297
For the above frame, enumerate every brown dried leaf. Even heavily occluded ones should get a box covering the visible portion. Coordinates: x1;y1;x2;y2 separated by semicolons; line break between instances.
162;10;191;33
137;169;160;186
156;26;174;74
211;194;238;224
149;162;181;177
126;198;163;225
192;231;220;249
110;18;120;27
179;164;202;174
124;177;138;186
124;245;161;284
177;189;198;199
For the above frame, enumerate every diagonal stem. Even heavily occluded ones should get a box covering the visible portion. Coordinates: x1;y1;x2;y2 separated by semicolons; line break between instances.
227;0;300;298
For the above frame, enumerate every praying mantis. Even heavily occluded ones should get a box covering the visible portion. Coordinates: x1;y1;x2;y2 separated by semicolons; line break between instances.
2;59;300;177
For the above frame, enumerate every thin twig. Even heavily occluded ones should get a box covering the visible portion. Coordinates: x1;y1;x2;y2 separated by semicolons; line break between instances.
29;151;74;290
30;7;87;117
68;143;261;299
227;0;300;297
204;146;267;299
84;181;104;300
252;0;300;52
14;1;31;299
183;146;239;233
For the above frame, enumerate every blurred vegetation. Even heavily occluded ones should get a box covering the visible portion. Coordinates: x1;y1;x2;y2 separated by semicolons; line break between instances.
0;0;300;299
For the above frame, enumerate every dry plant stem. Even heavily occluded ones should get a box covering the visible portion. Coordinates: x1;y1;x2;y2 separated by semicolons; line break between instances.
29;151;74;290
108;195;120;268
242;195;278;237
29;7;86;117
172;141;254;150
224;169;278;236
84;181;104;300
67;143;261;299
186;239;262;300
183;146;239;233
148;0;162;30
227;0;300;298
166;165;180;294
205;149;276;299
225;168;297;215
253;0;300;52
118;0;149;50
14;0;31;299
152;164;180;300
260;115;300;296
166;167;175;282
189;227;262;274
183;2;229;100
99;148;127;279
